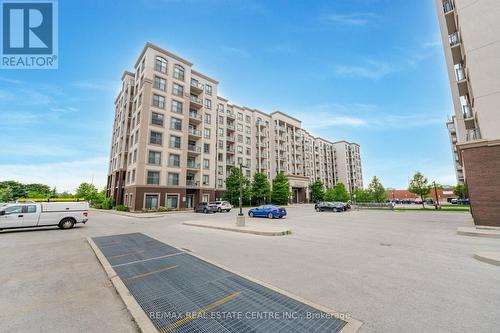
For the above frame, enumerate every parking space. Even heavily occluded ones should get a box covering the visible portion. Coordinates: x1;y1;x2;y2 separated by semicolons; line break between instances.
1;205;499;332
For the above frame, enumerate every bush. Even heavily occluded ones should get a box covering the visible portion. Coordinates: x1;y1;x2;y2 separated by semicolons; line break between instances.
101;197;114;210
93;203;102;209
116;204;129;212
158;206;174;212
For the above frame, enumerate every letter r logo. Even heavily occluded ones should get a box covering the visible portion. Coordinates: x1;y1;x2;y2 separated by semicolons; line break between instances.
2;1;53;54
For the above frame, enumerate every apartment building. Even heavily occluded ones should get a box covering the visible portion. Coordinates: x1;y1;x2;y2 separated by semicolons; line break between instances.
107;43;363;211
436;0;500;226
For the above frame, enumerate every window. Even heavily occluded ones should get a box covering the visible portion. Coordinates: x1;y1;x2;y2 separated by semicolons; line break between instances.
170;117;182;131
237;134;243;143
237;113;243;121
168;173;179;185
203;159;209;169
237;145;243;153
204;113;211;124
172;83;184;97
218;179;223;187
246;148;251;155
245;136;251;145
133;149;137;162
246;170;251;178
237;124;243;132
246;158;251;167
147;171;160;185
166;195;179;209
218;153;223;162
169;135;181;149
152;94;165;109
205;99;212;109
218;115;224;124
205;84;212;95
151;112;164;126
204;128;211;139
148;151;161;165
145;194;159;209
154;76;166;91
218;140;224;149
203;143;210;153
150;131;162;145
217;104;224;112
3;206;22;215
245;126;251;134
155;56;168;73
202;194;210;202
218;166;223;175
245;115;251;123
169;154;180;167
174;64;185;81
202;175;209;185
132;169;136;182
171;100;183;113
218;128;224;136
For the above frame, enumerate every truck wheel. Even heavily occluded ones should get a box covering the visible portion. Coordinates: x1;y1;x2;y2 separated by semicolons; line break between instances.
59;218;75;230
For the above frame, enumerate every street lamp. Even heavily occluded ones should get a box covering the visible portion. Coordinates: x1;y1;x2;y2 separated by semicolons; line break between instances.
433;181;440;209
236;163;247;227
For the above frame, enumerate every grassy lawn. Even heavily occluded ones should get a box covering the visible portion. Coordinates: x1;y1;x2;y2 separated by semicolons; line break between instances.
394;207;470;212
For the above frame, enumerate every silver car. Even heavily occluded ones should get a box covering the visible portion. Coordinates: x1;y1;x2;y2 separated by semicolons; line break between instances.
210;201;233;212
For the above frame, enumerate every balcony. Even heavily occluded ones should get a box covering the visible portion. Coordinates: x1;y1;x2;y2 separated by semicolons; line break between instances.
466;128;481;141
226;124;235;131
256;120;266;127
455;66;469;96
257;142;266;148
189;95;203;109
188;128;202;138
277;125;286;132
226;111;235;119
256;153;267;158
187;162;201;170
449;32;460;47
189;111;203;123
443;0;453;14
190;80;204;94
188;144;201;154
463;105;473;119
186;179;200;187
226;134;235;142
226;146;235;153
226;160;235;166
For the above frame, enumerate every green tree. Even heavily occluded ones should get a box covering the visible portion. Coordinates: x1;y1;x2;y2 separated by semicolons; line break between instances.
333;183;350;202
75;182;99;203
353;188;372;203
408;172;431;208
324;187;336;202
0;186;14;202
25;183;51;197
310;180;325;203
251;172;271;205
453;183;468;199
223;167;250;206
0;181;27;199
271;173;291;205
367;176;386;203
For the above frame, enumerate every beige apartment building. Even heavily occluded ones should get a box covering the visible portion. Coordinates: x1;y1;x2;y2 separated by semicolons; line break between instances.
437;0;500;226
107;43;363;211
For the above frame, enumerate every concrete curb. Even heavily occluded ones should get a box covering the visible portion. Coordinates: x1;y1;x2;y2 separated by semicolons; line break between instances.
87;238;158;333
90;208;193;219
457;227;500;238
474;252;500;267
182;221;292;236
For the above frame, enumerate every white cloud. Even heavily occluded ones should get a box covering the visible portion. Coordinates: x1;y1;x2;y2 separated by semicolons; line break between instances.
0;157;109;193
319;13;377;26
50;106;79;113
335;60;396;79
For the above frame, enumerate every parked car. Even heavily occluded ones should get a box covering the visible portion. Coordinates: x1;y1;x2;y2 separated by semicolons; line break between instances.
210;201;232;212
248;205;287;219
194;202;218;213
457;198;470;205
315;202;345;212
0;202;89;231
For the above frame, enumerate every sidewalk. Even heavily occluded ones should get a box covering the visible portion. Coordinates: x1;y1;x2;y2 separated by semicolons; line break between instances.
89;208;192;219
183;218;292;236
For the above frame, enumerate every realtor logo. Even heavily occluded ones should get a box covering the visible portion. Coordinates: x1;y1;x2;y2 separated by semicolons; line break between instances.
1;0;58;69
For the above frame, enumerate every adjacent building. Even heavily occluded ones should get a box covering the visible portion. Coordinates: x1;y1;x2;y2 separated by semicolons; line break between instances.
437;0;500;226
107;43;363;211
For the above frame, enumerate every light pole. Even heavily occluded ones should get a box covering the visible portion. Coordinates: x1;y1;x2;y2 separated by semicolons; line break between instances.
236;163;246;227
433;181;440;209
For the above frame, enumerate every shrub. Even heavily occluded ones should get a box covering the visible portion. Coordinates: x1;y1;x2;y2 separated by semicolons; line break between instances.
101;197;114;210
93;203;102;209
116;204;129;212
158;206;174;212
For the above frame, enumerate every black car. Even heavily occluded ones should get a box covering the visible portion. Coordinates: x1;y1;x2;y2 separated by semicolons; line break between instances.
194;202;218;213
314;202;345;212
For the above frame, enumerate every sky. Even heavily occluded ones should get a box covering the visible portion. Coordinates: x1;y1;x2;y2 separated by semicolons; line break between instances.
0;0;457;192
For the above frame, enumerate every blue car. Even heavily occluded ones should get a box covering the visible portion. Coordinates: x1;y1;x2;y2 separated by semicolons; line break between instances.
248;205;287;219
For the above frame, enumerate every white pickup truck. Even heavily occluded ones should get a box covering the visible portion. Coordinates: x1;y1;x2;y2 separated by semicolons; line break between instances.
0;202;89;231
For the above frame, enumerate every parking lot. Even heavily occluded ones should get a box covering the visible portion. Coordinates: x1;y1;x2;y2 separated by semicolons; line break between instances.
1;205;499;333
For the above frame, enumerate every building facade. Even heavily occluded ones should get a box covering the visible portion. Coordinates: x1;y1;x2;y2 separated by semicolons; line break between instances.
107;43;363;211
437;0;500;227
446;116;465;184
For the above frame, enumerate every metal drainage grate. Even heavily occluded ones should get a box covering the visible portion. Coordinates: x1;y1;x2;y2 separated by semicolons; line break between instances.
93;233;347;333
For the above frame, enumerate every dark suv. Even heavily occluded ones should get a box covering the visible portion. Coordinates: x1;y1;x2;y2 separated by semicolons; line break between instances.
194;202;218;213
